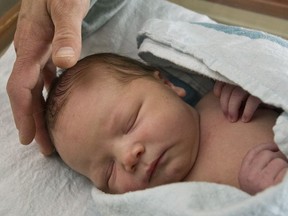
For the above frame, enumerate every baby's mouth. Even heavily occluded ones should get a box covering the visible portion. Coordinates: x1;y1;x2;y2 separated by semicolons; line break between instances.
147;151;166;182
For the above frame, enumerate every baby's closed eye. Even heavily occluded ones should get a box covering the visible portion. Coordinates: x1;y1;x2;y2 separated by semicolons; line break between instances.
125;104;141;134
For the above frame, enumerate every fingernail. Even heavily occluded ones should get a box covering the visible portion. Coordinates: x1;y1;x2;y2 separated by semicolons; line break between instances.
229;115;236;122
40;146;56;156
18;130;26;144
56;47;75;58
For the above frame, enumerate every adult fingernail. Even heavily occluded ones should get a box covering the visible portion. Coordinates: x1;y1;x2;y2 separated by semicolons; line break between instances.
55;47;75;58
40;146;56;156
19;130;28;145
18;130;23;144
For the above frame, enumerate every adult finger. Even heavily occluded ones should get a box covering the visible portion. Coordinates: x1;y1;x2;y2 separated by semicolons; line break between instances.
7;0;55;145
33;96;55;156
43;58;57;90
33;62;56;155
49;0;90;69
7;59;45;144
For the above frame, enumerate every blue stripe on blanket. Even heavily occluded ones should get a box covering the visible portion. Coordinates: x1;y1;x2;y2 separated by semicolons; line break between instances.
194;22;288;49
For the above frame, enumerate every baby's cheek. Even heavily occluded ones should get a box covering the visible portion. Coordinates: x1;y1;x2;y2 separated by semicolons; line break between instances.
168;159;190;179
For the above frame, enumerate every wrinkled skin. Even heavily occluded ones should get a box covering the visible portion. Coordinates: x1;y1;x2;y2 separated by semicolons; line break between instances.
239;143;288;195
6;0;89;155
214;81;262;123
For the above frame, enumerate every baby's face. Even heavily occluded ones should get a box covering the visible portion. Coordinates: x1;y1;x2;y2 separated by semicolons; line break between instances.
52;71;200;194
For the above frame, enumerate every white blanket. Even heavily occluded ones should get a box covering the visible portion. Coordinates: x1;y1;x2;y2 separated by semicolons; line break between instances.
90;15;288;216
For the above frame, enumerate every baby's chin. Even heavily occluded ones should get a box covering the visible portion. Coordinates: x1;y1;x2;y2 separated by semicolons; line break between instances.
152;164;194;188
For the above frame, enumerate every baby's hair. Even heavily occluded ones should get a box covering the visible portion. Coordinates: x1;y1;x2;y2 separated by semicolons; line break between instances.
45;53;157;144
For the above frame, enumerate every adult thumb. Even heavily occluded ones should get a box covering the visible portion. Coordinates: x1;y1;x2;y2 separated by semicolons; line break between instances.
50;0;89;69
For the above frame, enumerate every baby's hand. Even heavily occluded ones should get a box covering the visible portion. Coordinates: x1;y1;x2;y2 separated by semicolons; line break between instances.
238;143;288;195
214;81;261;122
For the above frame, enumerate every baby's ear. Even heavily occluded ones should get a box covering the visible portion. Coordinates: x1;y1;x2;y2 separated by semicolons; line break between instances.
153;71;186;98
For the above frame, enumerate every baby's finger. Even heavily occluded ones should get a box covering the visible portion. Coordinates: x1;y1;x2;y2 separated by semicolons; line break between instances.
259;158;288;189
274;167;288;184
239;143;284;194
228;86;249;122
265;158;288;179
219;84;235;117
249;150;283;175
213;81;225;97
241;143;279;169
241;96;262;122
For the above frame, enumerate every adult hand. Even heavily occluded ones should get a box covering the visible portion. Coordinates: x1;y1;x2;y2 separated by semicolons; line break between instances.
238;143;288;195
214;81;262;123
6;0;90;155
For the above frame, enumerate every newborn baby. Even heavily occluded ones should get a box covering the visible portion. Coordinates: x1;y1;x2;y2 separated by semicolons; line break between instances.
45;53;288;194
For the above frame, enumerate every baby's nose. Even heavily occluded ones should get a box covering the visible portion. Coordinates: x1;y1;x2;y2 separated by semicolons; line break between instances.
123;144;145;172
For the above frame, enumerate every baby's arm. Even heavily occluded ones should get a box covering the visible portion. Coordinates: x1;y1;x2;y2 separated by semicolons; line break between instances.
214;81;261;122
238;143;288;195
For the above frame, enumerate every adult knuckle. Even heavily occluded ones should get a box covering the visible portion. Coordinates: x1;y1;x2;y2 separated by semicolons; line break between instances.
54;26;80;42
6;78;20;99
51;0;68;15
50;0;83;17
6;80;14;95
